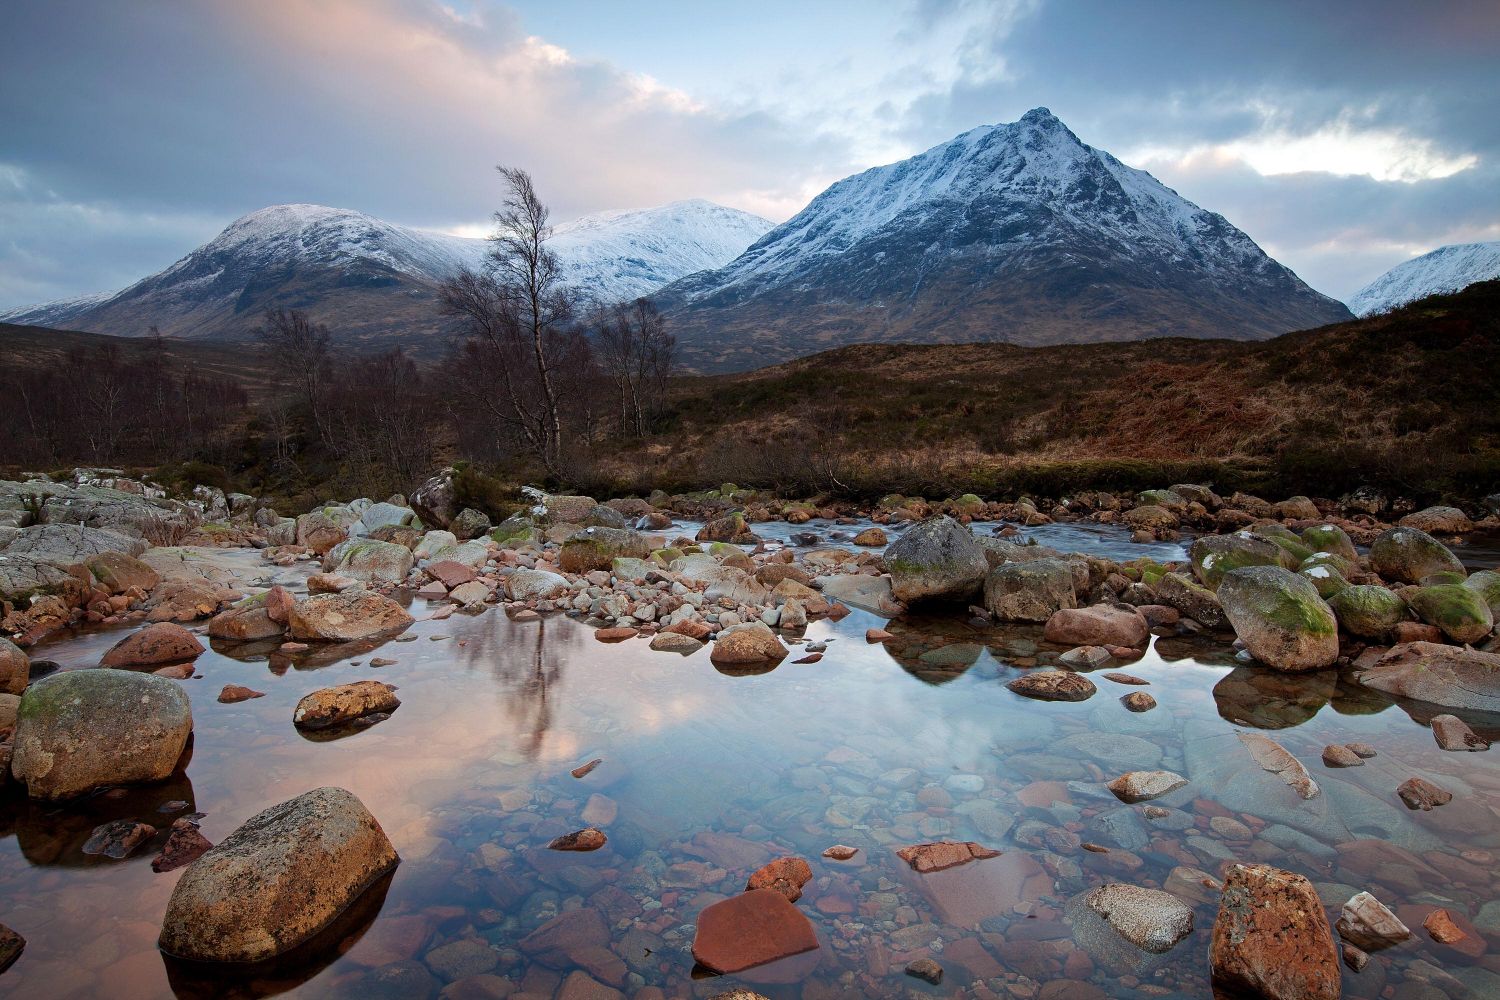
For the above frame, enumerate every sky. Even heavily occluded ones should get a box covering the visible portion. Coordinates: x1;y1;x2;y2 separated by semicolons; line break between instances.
3;0;1497;310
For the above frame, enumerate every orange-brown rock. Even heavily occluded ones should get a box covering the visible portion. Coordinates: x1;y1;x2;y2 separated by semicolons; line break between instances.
292;680;400;730
895;840;1000;873
1210;864;1339;1000
100;622;204;667
747;856;813;902
691;887;819;974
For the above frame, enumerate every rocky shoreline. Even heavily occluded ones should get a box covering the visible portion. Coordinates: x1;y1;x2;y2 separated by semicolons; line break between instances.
2;467;1500;997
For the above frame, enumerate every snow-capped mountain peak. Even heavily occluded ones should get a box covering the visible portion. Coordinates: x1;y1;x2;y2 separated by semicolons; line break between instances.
1347;241;1500;316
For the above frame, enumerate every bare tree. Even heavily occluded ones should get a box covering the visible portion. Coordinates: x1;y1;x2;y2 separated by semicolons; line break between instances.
595;297;676;438
440;166;591;478
257;308;334;446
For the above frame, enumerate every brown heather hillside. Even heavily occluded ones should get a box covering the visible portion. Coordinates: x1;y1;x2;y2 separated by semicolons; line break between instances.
591;281;1500;501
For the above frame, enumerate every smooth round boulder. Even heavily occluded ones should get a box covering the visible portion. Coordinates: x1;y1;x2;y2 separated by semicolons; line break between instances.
0;637;28;696
884;516;988;604
1044;605;1149;647
1299;524;1358;562
710;622;788;664
323;539;415;584
1400;505;1473;535
1083;883;1194;953
1464;570;1500;619
1407;585;1495;644
100;622;205;667
1189;534;1287;589
158;787;399;963
560;528;652;573
1369;526;1464;585
1327;585;1409;640
984;559;1076;622
1218;566;1338;672
506;568;570;601
11;669;192;800
289;592;414;642
208;593;286;642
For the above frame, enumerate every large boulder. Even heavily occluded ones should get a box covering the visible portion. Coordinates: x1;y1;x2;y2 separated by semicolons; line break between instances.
289;592;414;642
357;501;415;536
323;539;415;584
1155;572;1226;628
1400;505;1474;535
100;622;205;667
695;512;758;544
506;568;571;602
31;481;198;542
11;669;192;800
448;507;492;541
1407;584;1494;644
1369;526;1464;584
1357;642;1500;713
1044;605;1149;648
295;507;358;555
410;469;458;528
1299;524;1359;562
208;593;287;642
884;516;988;604
1080;884;1194;954
542;495;598;526
85;550;161;595
1189;533;1286;589
1465;570;1500;620
1209;864;1339;1000
1327;585;1409;640
983;558;1075;622
158;787;399;963
560;528;651;574
0;638;28;696
3;522;149;564
1218;566;1338;672
710;622;788;664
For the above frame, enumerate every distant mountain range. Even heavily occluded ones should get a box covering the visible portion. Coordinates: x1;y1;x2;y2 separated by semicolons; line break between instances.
1348;241;1500;317
657;108;1353;371
0;200;772;348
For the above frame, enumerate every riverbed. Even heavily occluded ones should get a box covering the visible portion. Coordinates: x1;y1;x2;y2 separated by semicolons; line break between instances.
2;520;1498;999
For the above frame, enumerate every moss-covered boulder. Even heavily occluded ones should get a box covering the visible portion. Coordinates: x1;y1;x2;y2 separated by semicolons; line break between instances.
1328;585;1409;641
1300;524;1358;563
1218;566;1339;672
11;669;192;800
1137;488;1189;512
560;527;652;573
885;516;989;605
295;506;358;555
983;558;1076;622
1407;585;1495;644
1189;533;1286;589
1369;526;1464;585
323;539;415;584
1123;505;1179;532
1249;524;1314;566
1463;570;1500;620
1157;572;1226;628
1298;561;1350;600
489;515;542;548
207;591;286;641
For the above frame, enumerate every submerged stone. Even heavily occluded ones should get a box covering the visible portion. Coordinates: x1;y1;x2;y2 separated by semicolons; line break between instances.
691;888;819;975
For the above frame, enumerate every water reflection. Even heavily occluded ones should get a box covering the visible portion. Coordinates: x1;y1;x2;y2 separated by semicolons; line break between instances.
0;769;196;867
1213;666;1336;729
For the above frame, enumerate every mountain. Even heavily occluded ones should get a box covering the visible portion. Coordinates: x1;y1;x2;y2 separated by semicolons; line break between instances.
0;200;772;349
656;107;1353;372
1347;241;1500;317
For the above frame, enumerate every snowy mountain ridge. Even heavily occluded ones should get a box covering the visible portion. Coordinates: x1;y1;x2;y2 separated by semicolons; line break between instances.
1347;241;1500;316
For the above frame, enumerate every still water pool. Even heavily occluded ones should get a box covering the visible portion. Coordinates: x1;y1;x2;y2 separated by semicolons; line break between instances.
2;522;1498;999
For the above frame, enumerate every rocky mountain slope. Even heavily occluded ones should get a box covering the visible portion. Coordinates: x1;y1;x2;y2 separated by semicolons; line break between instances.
1348;241;1500;316
657;108;1353;372
1;201;771;349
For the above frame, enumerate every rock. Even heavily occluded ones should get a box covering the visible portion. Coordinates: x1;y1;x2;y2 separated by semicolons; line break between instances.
695;512;758;544
548;828;607;851
82;818;157;859
448;507;492;541
1238;732;1319;799
649;631;702;654
289;591;414;642
323;539;415;584
1007;670;1096;701
1190;533;1287;589
1407;583;1494;643
449;580;491;607
1121;692;1156;712
505;568;569;601
158;787;399;963
1336;891;1411;950
1155;572;1226;628
0;923;23;975
984;558;1076;622
710;622;787;664
152;816;214;872
1356;642;1500;712
905;958;943;984
1124;504;1178;532
357;501;415;535
747;856;813;902
0;638;29;696
852;527;887;547
1369;526;1464;584
295;508;355;555
560;528;652;573
207;593;287;641
409;469;458;528
823;845;858;860
1218;566;1338;671
571;758;603;779
1327;585;1408;640
1084;884;1194;953
1210;864;1339;1000
884;516;988;604
1396;776;1451;810
1044;605;1149;647
1300;524;1359;562
1276;496;1320;520
86;549;161;594
1320;744;1362;767
100;622;205;667
1465;568;1500;620
1107;771;1187;803
218;684;265;703
11;669;192;800
691;888;819;975
1422;908;1468;946
865;627;893;643
895;840;1000;873
1341;943;1368;972
1400;505;1474;535
294;681;400;730
1060;645;1110;669
1430;714;1489;751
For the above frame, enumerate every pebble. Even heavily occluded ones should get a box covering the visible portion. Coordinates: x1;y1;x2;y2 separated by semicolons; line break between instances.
1321;744;1363;767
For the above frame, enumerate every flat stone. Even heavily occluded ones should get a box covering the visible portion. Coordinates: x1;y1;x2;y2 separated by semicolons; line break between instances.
218;684;264;703
895;840;1000;873
746;856;813;902
1007;670;1096;702
822;845;858;861
1321;744;1363;768
82;819;157;859
293;680;400;730
1103;672;1149;685
1431;714;1489;751
1239;732;1319;799
548;828;607;851
1107;770;1187;804
1397;777;1451;810
690;888;819;975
